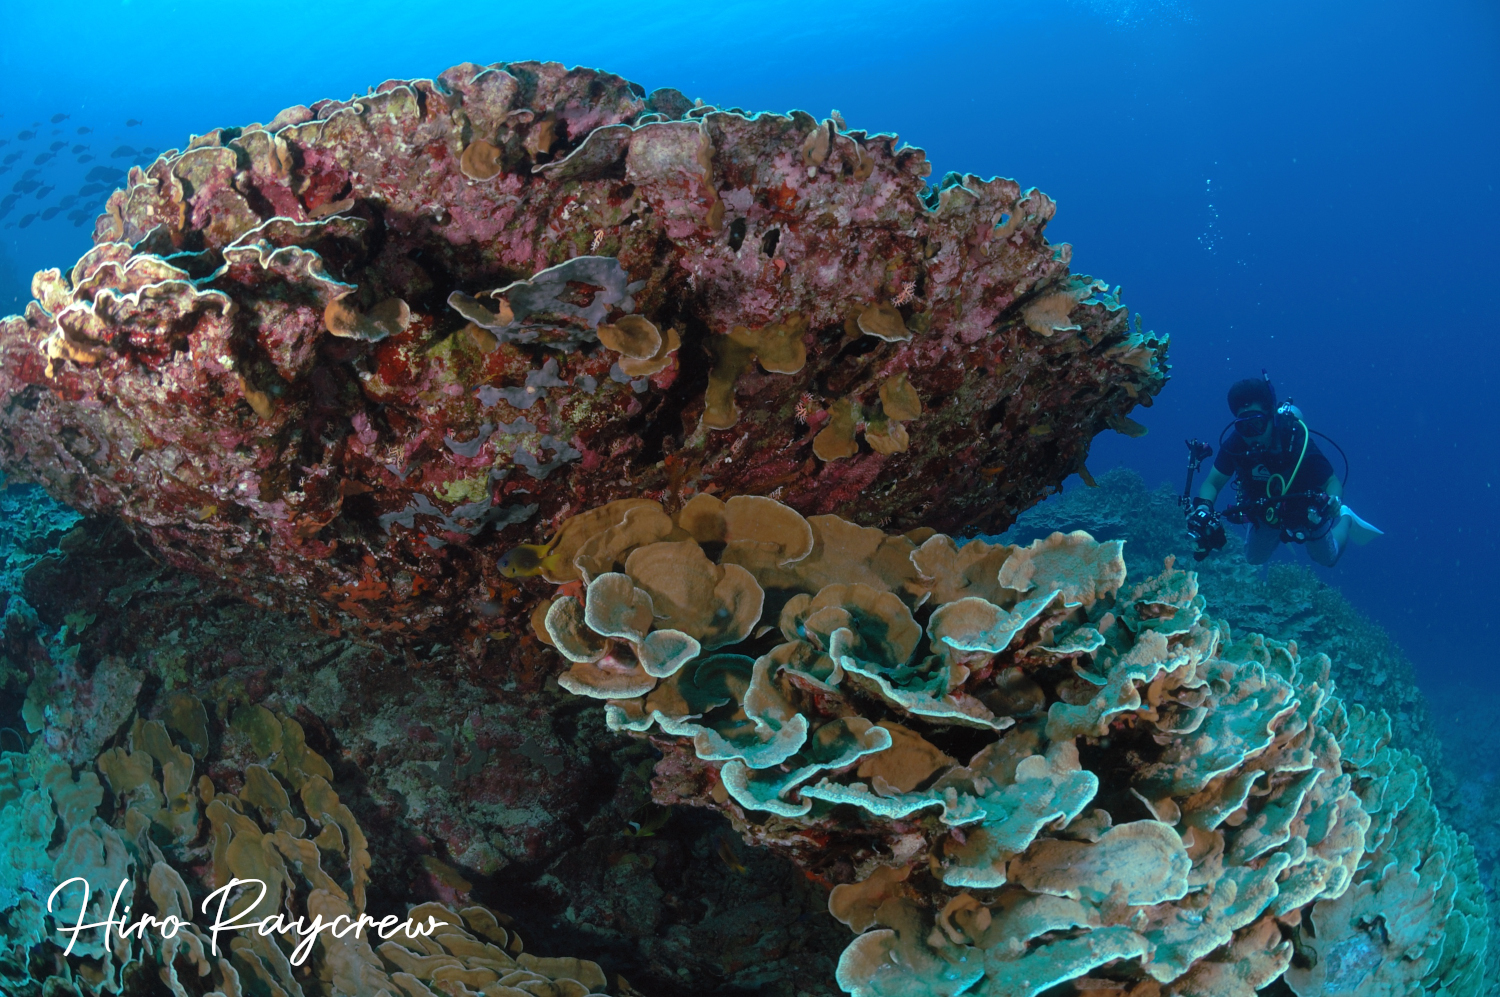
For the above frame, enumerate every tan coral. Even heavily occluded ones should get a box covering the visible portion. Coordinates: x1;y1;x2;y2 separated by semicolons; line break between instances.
702;316;809;429
814;399;859;461
729;314;809;374
857;721;956;794
997;531;1127;609
460;138;504;180
676;492;727;543
726;513;926;608
572;502;678;580
618;325;681;377
912;534;1015;607
1024;290;1083;336
829;863;914;932
864;421;910;455
324;294;411;342
857;302;913;342
625;540;764;648
237;373;276;420
544;498;665;583
1010;820;1192;907
597;314;662;360
463;321;501;353
879;372;923;422
448;289;516;330
702;334;754;430
723;494;814;565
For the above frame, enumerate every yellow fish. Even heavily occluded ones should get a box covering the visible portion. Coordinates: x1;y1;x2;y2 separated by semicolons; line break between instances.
622;804;672;838
717;835;748;875
497;538;562;578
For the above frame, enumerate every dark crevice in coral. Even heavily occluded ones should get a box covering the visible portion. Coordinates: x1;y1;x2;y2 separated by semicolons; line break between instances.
760;227;780;258
726;216;747;252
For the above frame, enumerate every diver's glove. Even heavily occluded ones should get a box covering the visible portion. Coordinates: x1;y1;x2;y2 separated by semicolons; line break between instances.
1304;492;1341;526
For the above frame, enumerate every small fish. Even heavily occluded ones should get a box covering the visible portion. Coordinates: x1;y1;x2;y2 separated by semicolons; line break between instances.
109;145;136;158
16;130;35;140
50;113;69;124
0;167;9;177
32;152;54;165
141;147;157;156
40;206;60;220
76;126;92;135
717;836;749;875
71;144;87;154
21;168;38;179
497;538;563;578
18;213;36;228
78;182;108;196
58;194;77;208
34;185;53;199
12;179;39;194
979;464;1007;478
125;118;143;127
620;804;671;838
2;153;19;165
48;140;65;152
72;213;91;227
76;154;94;163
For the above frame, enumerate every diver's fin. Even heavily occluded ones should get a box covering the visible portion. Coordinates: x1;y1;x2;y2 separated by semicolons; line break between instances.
1339;505;1383;545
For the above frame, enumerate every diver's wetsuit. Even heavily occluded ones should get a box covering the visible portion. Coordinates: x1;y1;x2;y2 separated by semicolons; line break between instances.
1214;425;1339;566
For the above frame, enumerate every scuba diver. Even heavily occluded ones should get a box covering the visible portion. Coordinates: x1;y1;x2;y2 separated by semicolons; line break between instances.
1182;373;1381;566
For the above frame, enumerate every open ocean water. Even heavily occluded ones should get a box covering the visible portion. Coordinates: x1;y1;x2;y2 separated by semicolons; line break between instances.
1;0;1496;993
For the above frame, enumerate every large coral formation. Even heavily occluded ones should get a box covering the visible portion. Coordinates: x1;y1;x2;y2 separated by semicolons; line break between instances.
2;448;1493;997
1;487;851;996
0;692;614;997
0;61;1164;643
535;494;1490;996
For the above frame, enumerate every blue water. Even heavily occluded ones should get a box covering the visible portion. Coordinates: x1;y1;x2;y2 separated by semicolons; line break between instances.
1;0;1496;691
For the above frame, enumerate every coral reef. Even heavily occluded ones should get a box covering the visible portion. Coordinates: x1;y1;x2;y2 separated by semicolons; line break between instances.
997;469;1447;794
0;61;1164;645
1;487;849;996
3;444;1493;996
1424;684;1500;992
1002;469;1500;983
535;493;1490;996
0;694;616;997
4;59;1490;997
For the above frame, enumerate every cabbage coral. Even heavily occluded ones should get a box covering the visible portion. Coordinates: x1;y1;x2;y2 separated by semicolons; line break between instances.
0;696;613;997
537;495;1489;996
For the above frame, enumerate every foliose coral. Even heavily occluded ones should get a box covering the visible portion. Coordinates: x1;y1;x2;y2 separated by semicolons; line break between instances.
0;61;1164;644
0;692;615;997
536;495;1489;996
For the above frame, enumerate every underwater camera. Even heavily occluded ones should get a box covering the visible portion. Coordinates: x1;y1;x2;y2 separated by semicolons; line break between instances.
1181;439;1227;560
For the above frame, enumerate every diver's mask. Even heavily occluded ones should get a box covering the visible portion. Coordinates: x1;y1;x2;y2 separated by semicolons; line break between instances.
1234;411;1271;437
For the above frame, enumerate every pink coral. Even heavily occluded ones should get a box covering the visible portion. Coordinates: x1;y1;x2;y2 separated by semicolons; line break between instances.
0;62;1164;645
